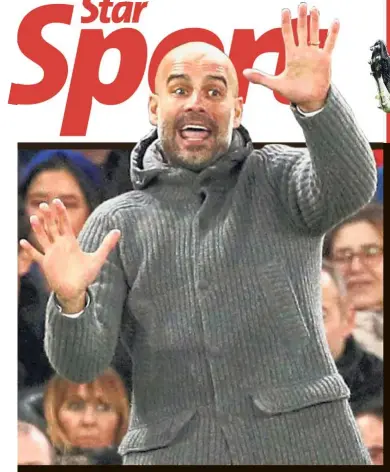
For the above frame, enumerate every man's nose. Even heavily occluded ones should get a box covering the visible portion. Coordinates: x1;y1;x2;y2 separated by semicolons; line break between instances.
183;91;206;112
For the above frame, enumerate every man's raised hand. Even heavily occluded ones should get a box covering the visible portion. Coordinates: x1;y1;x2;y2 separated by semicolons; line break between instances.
20;199;120;313
243;3;340;112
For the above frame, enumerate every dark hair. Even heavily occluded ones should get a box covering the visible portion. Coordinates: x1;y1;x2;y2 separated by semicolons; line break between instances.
19;152;103;213
323;203;383;259
18;194;30;244
356;403;383;421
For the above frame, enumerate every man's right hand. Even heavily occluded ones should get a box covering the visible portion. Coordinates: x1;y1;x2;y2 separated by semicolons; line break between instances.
20;199;121;314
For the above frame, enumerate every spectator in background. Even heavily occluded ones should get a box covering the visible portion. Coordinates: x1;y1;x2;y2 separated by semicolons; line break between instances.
19;150;104;241
323;203;383;359
18;421;55;465
18;195;53;389
19;148;133;200
321;261;383;415
44;368;129;455
355;406;383;465
73;148;133;199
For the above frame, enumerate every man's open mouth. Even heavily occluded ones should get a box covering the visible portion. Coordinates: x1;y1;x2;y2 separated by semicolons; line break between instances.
179;124;211;141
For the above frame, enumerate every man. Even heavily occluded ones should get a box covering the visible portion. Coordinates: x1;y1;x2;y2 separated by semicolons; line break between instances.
321;261;383;415
21;4;376;465
355;406;384;465
18;421;55;465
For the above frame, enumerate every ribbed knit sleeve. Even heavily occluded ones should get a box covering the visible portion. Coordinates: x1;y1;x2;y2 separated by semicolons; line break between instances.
262;85;377;235
44;205;129;383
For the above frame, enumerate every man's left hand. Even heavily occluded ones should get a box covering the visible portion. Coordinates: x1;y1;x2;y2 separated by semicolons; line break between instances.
243;3;340;112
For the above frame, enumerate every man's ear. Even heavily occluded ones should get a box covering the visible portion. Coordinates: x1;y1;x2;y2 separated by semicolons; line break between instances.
233;97;244;128
148;94;159;126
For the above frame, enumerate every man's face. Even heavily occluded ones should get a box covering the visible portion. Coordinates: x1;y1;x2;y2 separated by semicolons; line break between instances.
149;46;243;170
18;430;53;465
321;270;355;360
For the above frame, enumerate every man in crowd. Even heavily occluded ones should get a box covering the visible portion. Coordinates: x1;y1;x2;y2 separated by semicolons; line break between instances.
21;4;376;465
18;421;55;465
356;406;384;465
321;261;383;415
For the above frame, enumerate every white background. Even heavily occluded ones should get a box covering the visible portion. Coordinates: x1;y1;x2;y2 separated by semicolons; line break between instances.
4;0;387;142
0;0;386;468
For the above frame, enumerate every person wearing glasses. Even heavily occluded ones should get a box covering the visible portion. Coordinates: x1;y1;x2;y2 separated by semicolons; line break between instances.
323;203;383;359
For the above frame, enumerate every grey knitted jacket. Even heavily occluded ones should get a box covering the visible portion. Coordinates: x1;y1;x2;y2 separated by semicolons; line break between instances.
45;86;376;465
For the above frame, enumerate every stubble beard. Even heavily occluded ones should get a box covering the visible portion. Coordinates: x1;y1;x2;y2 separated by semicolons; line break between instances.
158;119;234;171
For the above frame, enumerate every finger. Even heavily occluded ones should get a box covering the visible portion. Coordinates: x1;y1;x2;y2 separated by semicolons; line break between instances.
29;214;51;250
309;6;320;46
53;198;74;236
281;9;295;52
323;19;340;54
93;230;121;268
243;69;280;92
40;202;60;241
19;239;44;266
297;3;308;46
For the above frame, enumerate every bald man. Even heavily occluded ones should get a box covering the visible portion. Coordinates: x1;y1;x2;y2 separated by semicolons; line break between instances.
18;422;55;465
23;4;376;465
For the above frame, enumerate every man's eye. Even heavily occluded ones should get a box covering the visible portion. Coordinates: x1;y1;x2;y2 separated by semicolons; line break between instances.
208;88;221;97
173;88;187;95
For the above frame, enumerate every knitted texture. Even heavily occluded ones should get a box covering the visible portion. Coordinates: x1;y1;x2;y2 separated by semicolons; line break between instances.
45;86;376;464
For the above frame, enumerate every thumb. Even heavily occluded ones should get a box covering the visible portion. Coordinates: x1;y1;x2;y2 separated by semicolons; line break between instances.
93;229;121;268
243;68;278;91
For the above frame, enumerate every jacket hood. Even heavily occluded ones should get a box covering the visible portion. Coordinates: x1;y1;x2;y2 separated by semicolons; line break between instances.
130;125;254;190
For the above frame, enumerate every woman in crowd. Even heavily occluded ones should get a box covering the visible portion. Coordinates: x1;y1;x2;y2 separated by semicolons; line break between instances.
323;203;383;358
19;149;104;240
44;368;129;457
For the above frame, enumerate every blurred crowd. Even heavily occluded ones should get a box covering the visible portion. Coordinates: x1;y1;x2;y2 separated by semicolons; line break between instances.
17;148;384;465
